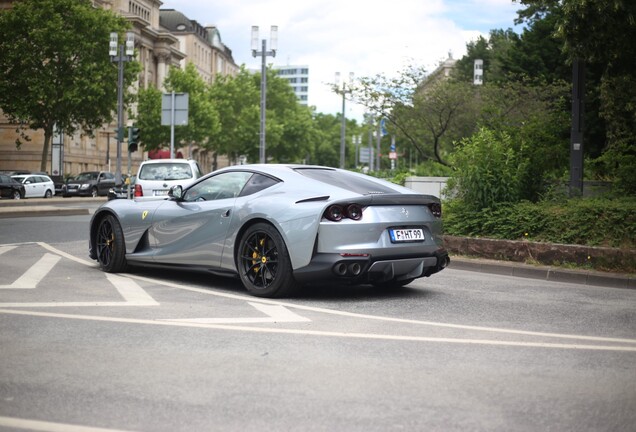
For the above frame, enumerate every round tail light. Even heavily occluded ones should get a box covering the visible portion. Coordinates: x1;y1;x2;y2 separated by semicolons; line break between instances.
325;205;343;221
345;204;363;220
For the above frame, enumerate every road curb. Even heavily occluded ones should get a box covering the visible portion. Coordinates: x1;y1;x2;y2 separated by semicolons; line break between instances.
449;256;635;290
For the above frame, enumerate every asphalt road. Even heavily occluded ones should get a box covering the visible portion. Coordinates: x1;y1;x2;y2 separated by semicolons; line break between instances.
0;209;635;431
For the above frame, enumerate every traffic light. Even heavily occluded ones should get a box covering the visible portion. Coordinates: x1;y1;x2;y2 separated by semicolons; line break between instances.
128;127;140;152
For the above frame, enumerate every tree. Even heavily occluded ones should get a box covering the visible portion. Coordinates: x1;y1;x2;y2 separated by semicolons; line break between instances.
518;0;636;193
0;0;138;172
208;67;260;163
250;68;314;163
352;65;461;166
208;67;314;164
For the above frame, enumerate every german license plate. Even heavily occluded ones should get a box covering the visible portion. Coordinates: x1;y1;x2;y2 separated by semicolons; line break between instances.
389;228;425;243
153;190;169;196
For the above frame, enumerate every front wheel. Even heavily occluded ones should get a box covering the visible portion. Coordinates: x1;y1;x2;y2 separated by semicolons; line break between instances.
91;187;98;198
12;190;21;200
236;223;298;298
95;214;127;273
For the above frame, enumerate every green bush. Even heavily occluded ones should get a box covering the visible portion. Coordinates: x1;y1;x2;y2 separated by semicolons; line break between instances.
446;128;527;211
444;197;636;249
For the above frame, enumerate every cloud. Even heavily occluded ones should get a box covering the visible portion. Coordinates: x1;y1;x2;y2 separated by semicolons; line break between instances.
160;0;521;120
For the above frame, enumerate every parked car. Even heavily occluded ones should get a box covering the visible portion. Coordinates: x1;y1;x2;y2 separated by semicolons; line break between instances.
63;171;115;197
89;164;449;298
133;159;202;199
0;174;25;199
11;174;55;198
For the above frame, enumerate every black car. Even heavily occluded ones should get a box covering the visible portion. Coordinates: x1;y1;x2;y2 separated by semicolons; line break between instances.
63;171;116;197
0;174;26;199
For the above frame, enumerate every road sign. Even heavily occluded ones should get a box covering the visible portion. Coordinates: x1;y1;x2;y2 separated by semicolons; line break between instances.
161;92;189;126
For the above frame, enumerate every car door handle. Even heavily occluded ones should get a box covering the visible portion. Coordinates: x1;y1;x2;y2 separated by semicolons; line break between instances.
222;209;231;218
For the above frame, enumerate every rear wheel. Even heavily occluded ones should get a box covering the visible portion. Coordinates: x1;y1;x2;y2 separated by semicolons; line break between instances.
44;189;53;198
237;223;297;298
95;215;127;272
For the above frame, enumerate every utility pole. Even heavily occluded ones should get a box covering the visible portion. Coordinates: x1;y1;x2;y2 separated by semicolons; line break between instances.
109;31;135;186
251;26;278;164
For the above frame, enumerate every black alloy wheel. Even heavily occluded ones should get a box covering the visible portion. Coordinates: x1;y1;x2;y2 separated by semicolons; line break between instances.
95;214;127;272
237;223;297;298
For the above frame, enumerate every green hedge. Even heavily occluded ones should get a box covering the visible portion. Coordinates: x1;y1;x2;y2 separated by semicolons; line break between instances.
443;197;636;249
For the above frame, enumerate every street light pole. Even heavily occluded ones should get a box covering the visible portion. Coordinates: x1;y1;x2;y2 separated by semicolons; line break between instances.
251;25;278;164
335;72;353;169
109;32;134;186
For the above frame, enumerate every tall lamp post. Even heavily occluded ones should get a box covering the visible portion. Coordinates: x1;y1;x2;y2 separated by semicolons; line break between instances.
251;25;278;164
335;72;353;169
109;31;134;186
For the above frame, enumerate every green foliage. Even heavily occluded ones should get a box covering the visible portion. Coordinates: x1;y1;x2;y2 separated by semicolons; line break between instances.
444;197;636;249
0;0;138;171
164;63;221;151
447;128;527;211
208;67;260;162
135;86;163;151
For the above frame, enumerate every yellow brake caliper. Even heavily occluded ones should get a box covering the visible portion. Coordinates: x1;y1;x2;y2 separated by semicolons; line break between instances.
252;237;266;273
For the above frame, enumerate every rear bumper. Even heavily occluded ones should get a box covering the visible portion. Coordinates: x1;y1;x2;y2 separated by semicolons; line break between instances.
293;249;450;284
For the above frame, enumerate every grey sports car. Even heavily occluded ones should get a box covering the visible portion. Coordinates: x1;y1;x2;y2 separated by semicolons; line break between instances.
89;164;449;297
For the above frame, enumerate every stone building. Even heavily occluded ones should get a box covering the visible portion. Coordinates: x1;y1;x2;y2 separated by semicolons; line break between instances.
0;0;238;179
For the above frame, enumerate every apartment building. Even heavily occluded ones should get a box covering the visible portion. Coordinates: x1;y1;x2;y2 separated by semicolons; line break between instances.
274;65;309;105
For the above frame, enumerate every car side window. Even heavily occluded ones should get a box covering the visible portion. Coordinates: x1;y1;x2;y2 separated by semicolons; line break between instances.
239;173;280;196
184;171;253;202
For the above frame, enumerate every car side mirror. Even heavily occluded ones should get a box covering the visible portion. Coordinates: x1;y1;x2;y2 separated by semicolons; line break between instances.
168;185;183;200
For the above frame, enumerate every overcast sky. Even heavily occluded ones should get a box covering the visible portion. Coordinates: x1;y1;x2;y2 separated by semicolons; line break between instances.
160;0;522;121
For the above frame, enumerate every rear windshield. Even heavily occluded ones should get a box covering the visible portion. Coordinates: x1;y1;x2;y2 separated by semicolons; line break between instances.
139;163;193;181
294;168;397;195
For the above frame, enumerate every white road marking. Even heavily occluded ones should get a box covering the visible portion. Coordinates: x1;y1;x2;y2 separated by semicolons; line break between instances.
0;274;158;307
161;301;311;324
106;273;159;305
0;308;635;352
6;242;635;350
0;415;135;432
125;273;636;346
0;253;60;289
0;245;17;256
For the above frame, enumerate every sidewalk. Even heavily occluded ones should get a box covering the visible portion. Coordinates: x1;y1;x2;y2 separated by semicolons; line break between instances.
1;197;633;290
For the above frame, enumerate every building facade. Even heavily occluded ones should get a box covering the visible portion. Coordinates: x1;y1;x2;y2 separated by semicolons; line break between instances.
275;65;309;105
0;0;238;179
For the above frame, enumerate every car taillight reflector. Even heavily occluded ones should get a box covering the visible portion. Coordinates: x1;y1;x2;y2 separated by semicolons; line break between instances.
134;184;143;197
